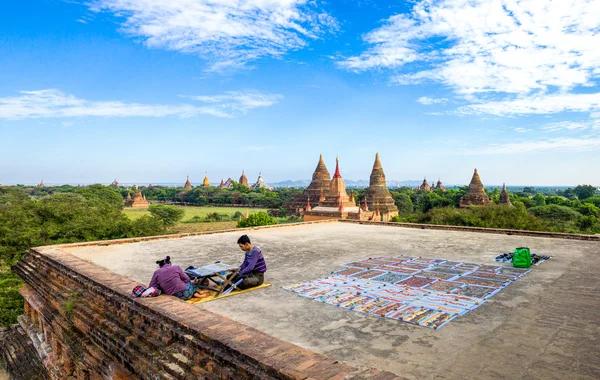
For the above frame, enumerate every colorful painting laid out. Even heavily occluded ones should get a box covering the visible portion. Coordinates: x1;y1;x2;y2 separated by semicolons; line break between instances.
282;256;533;330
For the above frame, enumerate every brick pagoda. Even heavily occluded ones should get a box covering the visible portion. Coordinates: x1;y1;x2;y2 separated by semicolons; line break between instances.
418;177;431;191
183;176;192;190
365;153;398;222
499;183;512;206
284;154;332;214
126;185;149;209
459;168;491;207
203;173;210;187
303;157;364;221
239;170;250;188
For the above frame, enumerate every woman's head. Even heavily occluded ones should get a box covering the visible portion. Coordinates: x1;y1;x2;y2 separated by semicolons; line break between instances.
156;256;171;268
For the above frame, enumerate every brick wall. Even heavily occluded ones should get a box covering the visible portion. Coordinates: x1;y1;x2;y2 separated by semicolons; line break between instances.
13;246;402;380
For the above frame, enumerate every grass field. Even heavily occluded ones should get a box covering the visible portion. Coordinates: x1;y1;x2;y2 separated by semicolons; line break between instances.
123;205;271;234
123;205;268;221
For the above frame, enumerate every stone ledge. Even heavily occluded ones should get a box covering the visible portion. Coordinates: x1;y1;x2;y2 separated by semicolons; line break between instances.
339;219;600;241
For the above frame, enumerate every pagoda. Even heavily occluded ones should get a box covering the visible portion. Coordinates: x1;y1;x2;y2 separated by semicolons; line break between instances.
203;173;210;187
111;178;120;187
252;173;273;191
183;176;193;190
219;179;226;189
436;178;446;191
365;153;398;222
418;177;431;192
239;170;250;188
284;154;332;214
303;157;362;221
127;185;149;209
38;179;45;188
223;178;233;188
499;183;513;206
459;169;491;207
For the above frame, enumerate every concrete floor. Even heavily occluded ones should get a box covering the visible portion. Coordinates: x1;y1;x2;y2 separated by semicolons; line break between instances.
67;223;600;380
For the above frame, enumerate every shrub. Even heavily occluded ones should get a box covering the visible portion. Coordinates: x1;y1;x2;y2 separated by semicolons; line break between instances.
204;212;230;222
236;212;276;228
182;216;203;224
232;211;244;220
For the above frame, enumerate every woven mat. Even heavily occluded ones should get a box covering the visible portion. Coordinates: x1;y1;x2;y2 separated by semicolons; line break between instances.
186;282;272;305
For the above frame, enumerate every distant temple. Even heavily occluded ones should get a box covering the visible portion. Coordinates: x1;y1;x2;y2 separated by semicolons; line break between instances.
365;153;398;222
111;178;119;187
499;183;512;206
303;157;372;222
183;176;193;190
38;179;45;188
239;170;250;188
435;178;446;191
125;185;149;209
219;179;226;188
223;178;233;188
284;154;332;214
459;169;491;207
418;178;431;192
203;173;210;187
252;173;273;191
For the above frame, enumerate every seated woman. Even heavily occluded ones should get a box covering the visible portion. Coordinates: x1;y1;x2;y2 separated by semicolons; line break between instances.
149;256;199;300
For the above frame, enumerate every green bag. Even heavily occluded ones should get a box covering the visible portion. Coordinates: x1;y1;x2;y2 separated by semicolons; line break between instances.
513;247;531;268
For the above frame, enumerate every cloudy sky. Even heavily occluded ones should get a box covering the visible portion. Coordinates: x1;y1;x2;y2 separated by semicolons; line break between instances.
1;0;599;186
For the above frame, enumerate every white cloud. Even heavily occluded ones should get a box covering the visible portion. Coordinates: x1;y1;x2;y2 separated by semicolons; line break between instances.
62;121;74;127
542;119;600;132
514;127;530;133
459;92;600;116
468;137;600;155
0;89;281;120
417;96;448;105
340;0;600;96
88;0;338;71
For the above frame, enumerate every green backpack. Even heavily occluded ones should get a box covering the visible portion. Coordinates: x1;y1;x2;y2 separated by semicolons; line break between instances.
513;247;531;268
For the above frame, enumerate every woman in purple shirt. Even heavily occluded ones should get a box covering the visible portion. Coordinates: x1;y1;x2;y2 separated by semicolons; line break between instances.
149;256;198;300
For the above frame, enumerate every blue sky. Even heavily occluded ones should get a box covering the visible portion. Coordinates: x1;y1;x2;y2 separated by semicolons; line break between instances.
1;0;599;186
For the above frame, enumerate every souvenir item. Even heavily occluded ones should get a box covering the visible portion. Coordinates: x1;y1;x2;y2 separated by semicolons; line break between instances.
334;267;365;276
340;296;373;310
418;271;459;281
454;285;498;299
371;302;403;317
372;272;412;284
396;276;436;288
426;280;463;293
355;299;390;313
378;265;421;274
350;270;386;279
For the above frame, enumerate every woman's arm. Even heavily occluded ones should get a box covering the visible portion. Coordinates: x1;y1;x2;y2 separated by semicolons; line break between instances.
178;266;190;283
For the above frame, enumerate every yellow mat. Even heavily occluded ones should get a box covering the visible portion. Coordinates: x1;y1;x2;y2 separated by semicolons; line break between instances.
186;283;272;305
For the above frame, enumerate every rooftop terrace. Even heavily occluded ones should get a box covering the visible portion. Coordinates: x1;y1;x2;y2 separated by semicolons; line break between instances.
63;222;600;379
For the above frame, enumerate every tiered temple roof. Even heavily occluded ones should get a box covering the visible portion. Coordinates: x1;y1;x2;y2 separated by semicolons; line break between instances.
223;178;233;188
418;177;431;192
203;173;210;187
252;173;273;191
239;170;249;188
304;157;361;221
284;154;332;213
183;176;193;190
365;153;398;221
111;178;119;187
459;169;491;207
38;179;45;188
219;179;226;189
436;178;446;191
499;183;512;206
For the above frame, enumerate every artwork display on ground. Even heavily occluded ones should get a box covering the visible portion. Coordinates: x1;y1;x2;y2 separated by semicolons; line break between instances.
283;256;536;329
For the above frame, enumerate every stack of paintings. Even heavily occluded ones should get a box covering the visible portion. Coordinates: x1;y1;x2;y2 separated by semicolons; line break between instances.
282;255;534;329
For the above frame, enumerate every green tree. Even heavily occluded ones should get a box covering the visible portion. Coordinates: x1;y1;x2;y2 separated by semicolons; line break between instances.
533;193;546;206
392;193;414;215
573;185;597;200
237;212;276;228
148;205;185;226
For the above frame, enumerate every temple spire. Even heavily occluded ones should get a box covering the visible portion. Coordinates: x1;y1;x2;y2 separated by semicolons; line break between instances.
333;156;342;178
